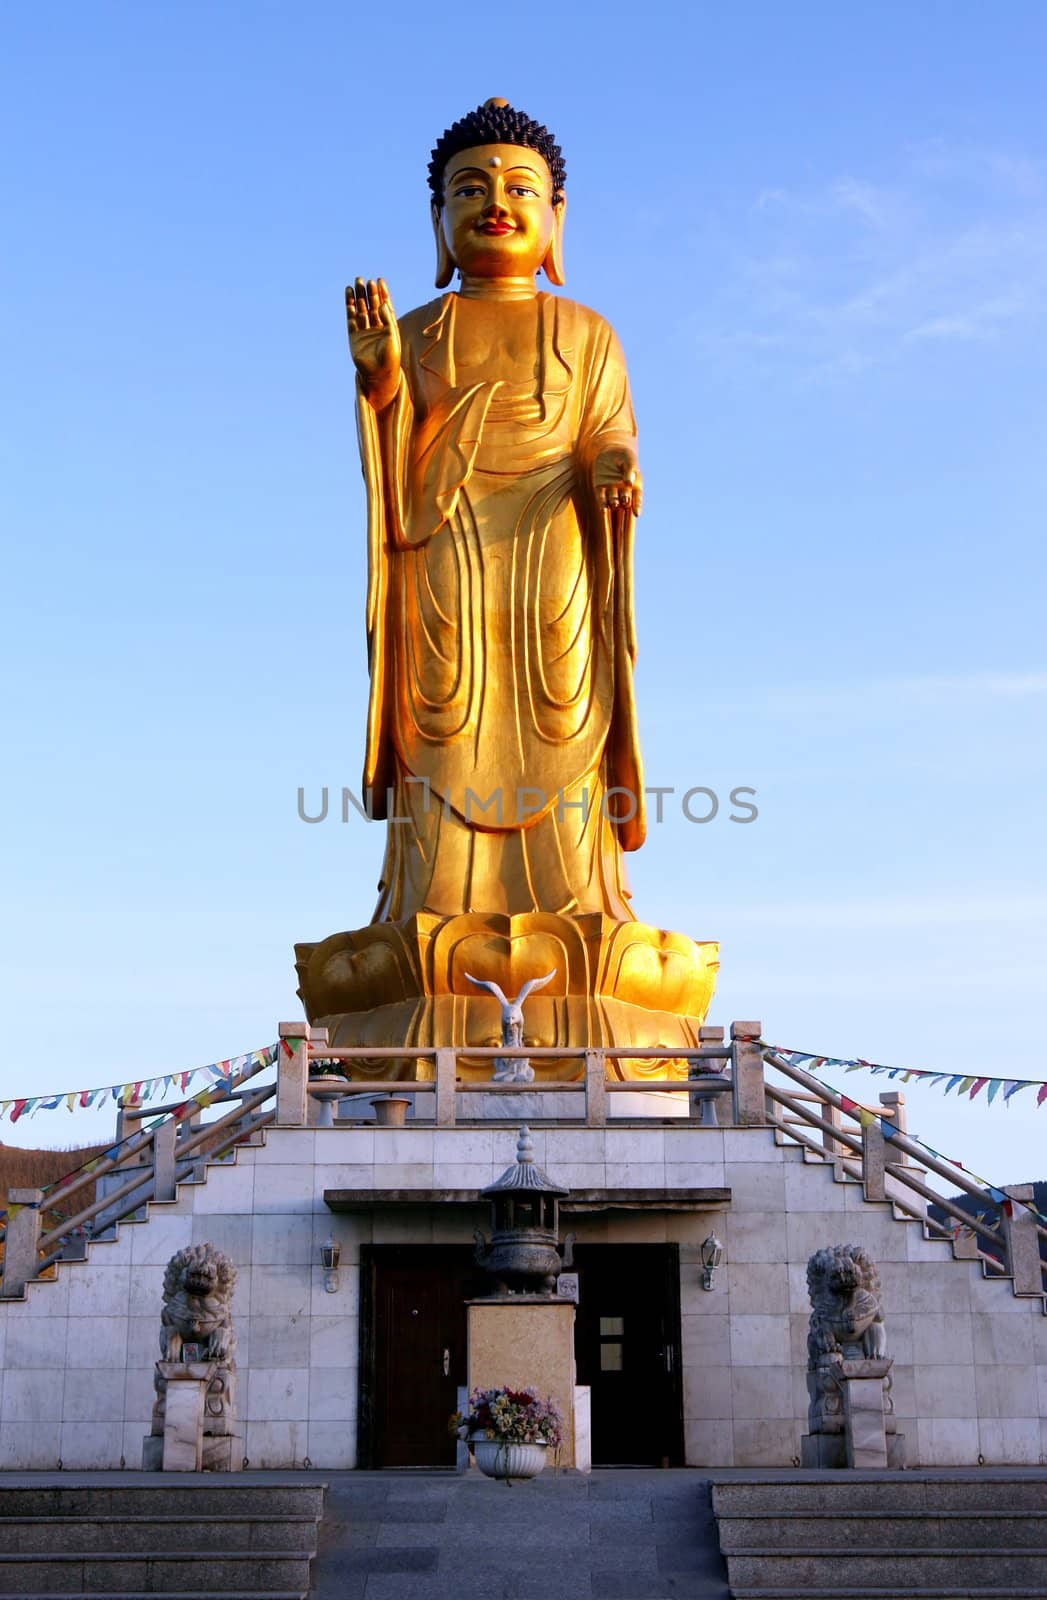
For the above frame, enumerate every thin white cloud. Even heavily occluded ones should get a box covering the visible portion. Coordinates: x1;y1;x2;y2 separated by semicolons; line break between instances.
907;138;1044;199
830;178;898;230
698;142;1047;377
904;291;1029;342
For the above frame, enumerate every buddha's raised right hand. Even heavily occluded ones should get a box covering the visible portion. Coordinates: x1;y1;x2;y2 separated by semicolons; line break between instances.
346;277;401;411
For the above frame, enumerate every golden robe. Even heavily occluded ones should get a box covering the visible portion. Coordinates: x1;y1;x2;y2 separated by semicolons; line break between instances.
358;291;645;923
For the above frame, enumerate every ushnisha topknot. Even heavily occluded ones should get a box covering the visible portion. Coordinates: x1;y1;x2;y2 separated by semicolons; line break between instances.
428;97;566;205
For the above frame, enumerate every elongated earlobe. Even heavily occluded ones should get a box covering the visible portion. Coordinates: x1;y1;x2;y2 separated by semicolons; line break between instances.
432;204;455;288
541;196;567;286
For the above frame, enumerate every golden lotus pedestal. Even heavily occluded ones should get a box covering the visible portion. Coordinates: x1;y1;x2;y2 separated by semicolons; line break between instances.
294;913;719;1083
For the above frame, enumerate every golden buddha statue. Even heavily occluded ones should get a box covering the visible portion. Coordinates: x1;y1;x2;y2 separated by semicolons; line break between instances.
295;100;718;1076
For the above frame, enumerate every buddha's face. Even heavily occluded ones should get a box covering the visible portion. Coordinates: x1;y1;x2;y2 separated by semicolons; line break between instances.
436;143;561;279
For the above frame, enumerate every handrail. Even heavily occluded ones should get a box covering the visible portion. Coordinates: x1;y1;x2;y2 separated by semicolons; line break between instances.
762;1081;998;1241
33;1110;278;1278
40;1124;159;1216
38;1160;160;1251
883;1161;1002;1248
23;1060;278;1278
310;1045;728;1062
173;1084;275;1162
194;1105;275;1162
121;1082;269;1120
882;1188;1004;1272
764;1083;865;1157
762;1048;1007;1213
760;1046;1047;1294
323;1080;586;1094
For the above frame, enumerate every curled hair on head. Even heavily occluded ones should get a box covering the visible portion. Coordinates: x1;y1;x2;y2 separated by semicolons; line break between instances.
429;99;566;206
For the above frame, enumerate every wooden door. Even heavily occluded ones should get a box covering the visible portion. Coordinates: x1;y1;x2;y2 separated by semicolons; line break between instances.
360;1240;683;1468
573;1243;684;1466
360;1245;486;1468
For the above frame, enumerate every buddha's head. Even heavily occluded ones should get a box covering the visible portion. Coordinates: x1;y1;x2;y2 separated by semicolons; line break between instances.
428;98;566;287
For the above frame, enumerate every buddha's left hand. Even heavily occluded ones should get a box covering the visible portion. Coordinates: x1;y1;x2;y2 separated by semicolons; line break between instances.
592;446;643;515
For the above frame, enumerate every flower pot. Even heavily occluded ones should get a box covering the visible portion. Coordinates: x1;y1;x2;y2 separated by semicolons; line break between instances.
687;1071;732;1127
307;1075;351;1129
374;1095;412;1128
471;1438;548;1481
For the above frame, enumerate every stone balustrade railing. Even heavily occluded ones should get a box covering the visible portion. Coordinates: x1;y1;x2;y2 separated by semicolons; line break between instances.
3;1019;1044;1302
762;1046;1047;1299
274;1019;743;1129
0;1074;278;1297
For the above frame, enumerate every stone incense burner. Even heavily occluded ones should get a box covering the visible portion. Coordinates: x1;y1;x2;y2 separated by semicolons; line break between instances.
473;1127;574;1296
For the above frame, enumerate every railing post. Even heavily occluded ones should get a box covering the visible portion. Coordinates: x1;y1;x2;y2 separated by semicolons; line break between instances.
878;1092;909;1163
879;1089;927;1213
585;1051;607;1127
178;1099;202;1136
153;1118;178;1202
435;1048;457;1128
821;1101;844;1164
114;1094;137;1145
1;1189;44;1297
861;1117;886;1202
1001;1185;1043;1295
730;1022;765;1126
304;1026;331;1127
95;1091;149;1236
951;1221;981;1260
176;1101;203;1174
690;1026;725;1121
276;1021;309;1127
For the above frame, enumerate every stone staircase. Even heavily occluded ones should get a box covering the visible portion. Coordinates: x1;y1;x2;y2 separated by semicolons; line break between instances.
763;1050;1047;1314
712;1473;1047;1598
770;1112;1047;1313
0;1478;325;1597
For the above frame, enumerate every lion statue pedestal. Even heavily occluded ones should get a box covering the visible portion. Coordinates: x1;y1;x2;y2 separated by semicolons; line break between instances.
800;1243;906;1470
142;1242;243;1472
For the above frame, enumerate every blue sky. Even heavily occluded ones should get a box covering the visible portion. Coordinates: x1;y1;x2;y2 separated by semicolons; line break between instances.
2;1;1045;1185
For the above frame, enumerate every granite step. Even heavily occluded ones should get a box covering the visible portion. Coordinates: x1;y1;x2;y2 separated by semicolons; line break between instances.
0;1479;324;1597
712;1474;1047;1599
0;1552;313;1594
717;1508;1047;1550
727;1590;1047;1599
0;1484;326;1518
0;1514;320;1554
724;1547;1047;1589
712;1475;1047;1514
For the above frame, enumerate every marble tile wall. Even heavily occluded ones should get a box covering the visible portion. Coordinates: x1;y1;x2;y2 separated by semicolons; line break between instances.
0;1120;1043;1468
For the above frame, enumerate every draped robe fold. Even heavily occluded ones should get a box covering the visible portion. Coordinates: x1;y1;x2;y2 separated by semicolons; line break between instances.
356;291;645;922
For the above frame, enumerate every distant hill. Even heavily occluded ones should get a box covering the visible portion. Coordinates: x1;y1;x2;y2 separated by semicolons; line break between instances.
0;1143;107;1246
928;1180;1047;1267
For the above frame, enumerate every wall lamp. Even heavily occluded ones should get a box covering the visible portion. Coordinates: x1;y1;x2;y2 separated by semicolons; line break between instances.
320;1238;341;1294
699;1233;724;1291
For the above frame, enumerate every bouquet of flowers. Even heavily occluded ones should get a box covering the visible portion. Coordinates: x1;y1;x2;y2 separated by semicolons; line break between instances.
451;1385;564;1448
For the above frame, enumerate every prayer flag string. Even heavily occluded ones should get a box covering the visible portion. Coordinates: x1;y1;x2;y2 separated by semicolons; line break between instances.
763;1043;1047;1232
0;1043;279;1126
765;1045;1047;1110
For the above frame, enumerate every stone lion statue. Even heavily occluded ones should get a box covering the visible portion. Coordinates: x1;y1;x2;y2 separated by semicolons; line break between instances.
160;1242;237;1363
806;1242;887;1365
